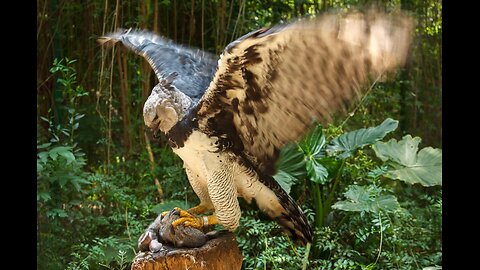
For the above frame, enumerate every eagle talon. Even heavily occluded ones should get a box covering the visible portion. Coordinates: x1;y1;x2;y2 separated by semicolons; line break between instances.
172;216;204;230
161;207;205;230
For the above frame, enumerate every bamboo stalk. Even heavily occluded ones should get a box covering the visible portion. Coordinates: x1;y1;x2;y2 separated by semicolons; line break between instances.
117;47;131;154
173;0;177;41
154;0;159;33
189;0;195;46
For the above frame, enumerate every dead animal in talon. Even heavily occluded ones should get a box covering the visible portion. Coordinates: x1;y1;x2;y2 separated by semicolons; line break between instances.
138;230;154;252
137;212;164;252
148;239;163;253
158;209;208;248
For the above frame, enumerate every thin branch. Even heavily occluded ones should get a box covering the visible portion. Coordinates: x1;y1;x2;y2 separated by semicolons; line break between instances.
37;0;49;41
96;0;109;133
373;211;384;266
231;0;245;43
340;73;384;128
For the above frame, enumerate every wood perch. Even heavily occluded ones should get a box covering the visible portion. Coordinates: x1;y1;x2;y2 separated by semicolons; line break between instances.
131;231;242;270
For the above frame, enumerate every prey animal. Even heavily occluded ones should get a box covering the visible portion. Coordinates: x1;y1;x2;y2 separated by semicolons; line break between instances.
98;11;413;249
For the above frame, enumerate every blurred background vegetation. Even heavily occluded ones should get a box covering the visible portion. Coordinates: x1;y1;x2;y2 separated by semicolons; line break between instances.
37;0;441;269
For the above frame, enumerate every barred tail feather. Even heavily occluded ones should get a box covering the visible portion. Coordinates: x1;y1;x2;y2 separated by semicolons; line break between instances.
274;189;313;245
258;174;313;245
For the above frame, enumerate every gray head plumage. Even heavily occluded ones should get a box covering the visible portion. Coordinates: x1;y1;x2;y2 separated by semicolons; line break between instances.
143;72;192;133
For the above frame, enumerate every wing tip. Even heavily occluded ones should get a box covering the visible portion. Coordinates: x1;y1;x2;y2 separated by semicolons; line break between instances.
96;28;131;46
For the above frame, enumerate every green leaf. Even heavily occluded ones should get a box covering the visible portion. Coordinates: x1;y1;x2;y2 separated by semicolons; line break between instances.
37;191;51;202
58;177;68;188
37;143;52;149
372;135;442;186
49;151;58;161
332;185;400;213
49;146;76;164
327;118;398;159
74;114;85;120
376;194;400;212
71;177;90;192
38;152;49;164
47;208;68;219
60;129;70;136
332;185;371;212
37;162;44;173
299;124;326;158
273;171;298;194
306;158;329;184
273;143;306;193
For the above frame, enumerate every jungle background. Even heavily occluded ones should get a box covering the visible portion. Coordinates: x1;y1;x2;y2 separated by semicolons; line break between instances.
37;0;442;269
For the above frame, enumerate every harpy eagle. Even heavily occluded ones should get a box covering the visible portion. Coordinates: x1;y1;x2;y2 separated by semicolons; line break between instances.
98;11;413;247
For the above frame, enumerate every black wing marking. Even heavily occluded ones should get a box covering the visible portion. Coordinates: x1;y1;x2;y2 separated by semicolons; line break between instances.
195;11;414;175
98;29;218;103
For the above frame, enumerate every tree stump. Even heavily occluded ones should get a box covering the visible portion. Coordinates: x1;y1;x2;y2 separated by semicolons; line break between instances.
131;231;242;270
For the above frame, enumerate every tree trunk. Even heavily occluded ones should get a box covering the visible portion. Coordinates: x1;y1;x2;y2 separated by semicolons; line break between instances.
131;231;242;270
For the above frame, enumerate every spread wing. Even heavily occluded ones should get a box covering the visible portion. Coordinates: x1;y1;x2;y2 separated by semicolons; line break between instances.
195;11;414;175
98;29;218;103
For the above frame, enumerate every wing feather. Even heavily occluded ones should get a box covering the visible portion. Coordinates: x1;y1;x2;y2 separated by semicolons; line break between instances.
98;29;218;103
195;11;414;175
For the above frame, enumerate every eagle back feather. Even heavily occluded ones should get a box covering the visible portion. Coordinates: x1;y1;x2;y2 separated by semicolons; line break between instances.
195;11;414;175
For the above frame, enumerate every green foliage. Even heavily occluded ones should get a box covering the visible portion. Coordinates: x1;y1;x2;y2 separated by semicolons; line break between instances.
373;135;442;186
332;185;400;213
66;237;132;270
327;118;399;159
37;58;186;270
241;119;441;269
237;211;307;270
274;143;307;193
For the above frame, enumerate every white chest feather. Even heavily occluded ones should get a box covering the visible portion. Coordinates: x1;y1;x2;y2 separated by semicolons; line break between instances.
172;131;227;188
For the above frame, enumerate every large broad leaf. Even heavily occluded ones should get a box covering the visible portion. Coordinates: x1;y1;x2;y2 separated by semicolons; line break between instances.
274;143;307;193
327;118;399;159
299;124;326;158
306;158;329;184
372;135;442;186
332;185;400;213
297;125;331;184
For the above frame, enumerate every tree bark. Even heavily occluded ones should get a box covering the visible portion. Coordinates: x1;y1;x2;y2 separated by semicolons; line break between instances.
131;231;242;270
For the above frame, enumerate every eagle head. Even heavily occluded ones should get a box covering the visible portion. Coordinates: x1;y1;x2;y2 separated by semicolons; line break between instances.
143;73;192;134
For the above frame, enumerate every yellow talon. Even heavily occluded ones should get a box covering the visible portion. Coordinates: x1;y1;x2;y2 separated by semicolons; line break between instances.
163;207;219;230
172;216;204;230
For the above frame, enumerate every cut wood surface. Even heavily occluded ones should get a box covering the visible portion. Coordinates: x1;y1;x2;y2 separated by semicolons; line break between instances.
131;231;242;270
